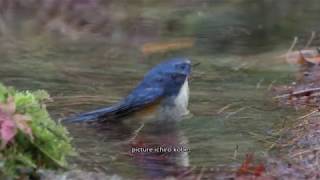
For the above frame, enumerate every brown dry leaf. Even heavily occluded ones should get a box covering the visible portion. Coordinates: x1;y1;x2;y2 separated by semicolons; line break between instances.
303;56;320;64
141;38;194;55
286;48;320;65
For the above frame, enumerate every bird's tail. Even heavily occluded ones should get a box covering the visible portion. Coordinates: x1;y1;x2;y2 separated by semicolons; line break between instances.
63;106;118;123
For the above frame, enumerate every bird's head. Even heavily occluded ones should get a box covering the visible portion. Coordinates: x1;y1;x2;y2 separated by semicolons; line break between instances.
144;58;191;96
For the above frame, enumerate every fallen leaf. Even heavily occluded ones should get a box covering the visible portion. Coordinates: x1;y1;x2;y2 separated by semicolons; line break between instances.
303;56;320;64
286;49;320;65
237;154;253;175
254;164;266;176
141;38;194;55
237;154;265;177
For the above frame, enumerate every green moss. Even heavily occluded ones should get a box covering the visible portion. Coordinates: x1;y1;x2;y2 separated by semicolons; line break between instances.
0;83;75;178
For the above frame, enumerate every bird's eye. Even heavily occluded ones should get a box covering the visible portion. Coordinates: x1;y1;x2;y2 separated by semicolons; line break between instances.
176;64;186;70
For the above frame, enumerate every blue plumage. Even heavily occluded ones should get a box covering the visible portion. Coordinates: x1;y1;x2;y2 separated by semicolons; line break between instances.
64;58;191;123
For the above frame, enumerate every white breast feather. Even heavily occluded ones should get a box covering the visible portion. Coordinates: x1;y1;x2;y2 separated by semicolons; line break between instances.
174;79;190;116
155;79;190;122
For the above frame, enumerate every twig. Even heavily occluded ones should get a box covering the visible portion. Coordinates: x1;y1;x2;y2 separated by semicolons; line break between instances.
297;109;319;120
233;63;248;71
233;144;239;160
196;166;205;180
127;123;145;142
256;78;265;89
304;31;316;48
268;80;277;90
286;36;298;60
274;87;320;99
247;132;277;144
217;103;239;114
268;142;277;151
226;106;248;119
290;147;320;158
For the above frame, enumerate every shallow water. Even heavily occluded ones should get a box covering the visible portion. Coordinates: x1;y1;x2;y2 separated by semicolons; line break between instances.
0;0;318;178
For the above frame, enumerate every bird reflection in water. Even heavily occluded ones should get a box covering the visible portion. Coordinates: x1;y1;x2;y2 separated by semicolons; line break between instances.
127;122;190;179
86;119;191;179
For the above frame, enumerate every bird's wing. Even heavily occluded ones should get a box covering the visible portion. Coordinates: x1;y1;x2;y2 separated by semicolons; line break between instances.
102;87;164;119
64;87;164;123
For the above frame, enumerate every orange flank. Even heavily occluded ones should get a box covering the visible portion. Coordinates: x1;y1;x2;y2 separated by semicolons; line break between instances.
141;38;195;55
134;100;162;120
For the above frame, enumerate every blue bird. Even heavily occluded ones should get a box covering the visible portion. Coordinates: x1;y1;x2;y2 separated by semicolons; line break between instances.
64;58;191;123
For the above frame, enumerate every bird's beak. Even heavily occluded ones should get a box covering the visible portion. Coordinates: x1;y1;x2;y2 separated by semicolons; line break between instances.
192;62;200;68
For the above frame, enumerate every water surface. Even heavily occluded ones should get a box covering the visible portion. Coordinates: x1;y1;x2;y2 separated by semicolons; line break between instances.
0;0;318;178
